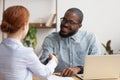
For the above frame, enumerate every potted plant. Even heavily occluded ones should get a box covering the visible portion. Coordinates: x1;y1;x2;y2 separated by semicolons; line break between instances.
23;25;37;49
102;40;120;55
102;40;113;55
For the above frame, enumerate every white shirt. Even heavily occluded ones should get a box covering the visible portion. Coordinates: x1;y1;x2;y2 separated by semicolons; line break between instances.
0;38;57;80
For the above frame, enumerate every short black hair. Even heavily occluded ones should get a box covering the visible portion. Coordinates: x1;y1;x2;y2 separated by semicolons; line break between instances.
65;8;83;24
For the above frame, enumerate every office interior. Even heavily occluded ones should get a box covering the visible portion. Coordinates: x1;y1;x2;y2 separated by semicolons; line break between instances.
0;0;120;80
0;0;120;53
0;0;120;56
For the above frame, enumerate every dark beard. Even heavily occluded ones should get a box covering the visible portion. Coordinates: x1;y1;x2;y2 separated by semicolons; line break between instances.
59;30;78;38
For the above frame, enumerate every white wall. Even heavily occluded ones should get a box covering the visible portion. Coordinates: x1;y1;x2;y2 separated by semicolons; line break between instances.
0;0;56;53
4;0;56;23
0;0;120;53
57;0;120;53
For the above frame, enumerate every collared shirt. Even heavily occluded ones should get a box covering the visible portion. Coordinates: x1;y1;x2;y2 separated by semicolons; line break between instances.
40;30;102;72
0;38;57;80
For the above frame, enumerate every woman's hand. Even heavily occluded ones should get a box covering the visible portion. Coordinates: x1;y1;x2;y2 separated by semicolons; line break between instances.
49;54;58;65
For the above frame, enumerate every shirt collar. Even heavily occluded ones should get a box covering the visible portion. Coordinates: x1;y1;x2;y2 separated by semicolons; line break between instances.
3;38;23;47
70;30;82;41
58;30;82;41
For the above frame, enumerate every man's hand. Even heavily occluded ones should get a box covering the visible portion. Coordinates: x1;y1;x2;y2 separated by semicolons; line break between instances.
61;67;80;77
44;54;58;65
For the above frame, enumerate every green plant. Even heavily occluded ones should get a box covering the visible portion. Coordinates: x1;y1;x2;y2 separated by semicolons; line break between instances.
23;25;37;49
102;40;113;55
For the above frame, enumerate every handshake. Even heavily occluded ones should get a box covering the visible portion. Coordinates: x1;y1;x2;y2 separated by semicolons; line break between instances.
44;54;58;65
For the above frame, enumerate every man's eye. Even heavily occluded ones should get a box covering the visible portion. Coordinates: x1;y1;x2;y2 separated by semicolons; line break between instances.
69;21;75;24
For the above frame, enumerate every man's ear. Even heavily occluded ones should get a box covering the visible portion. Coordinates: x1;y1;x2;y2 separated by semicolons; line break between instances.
78;23;82;28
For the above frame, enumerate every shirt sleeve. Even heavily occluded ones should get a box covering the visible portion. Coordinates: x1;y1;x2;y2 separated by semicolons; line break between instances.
88;33;102;55
26;51;57;78
39;37;54;63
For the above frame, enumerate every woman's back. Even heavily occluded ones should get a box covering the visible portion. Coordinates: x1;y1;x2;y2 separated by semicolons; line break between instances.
0;38;33;80
0;5;58;80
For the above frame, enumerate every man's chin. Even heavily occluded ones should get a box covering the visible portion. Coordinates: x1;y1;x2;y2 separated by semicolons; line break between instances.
59;32;69;38
59;30;78;38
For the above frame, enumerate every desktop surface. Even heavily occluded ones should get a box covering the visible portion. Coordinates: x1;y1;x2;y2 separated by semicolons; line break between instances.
33;73;80;80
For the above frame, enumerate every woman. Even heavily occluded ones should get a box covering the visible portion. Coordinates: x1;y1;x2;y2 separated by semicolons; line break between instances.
0;5;58;80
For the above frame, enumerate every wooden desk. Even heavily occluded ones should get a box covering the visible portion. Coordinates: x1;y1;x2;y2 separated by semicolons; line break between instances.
33;75;120;80
33;74;81;80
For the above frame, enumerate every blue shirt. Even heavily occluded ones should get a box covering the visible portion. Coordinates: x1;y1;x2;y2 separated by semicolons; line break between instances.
0;38;57;80
39;30;101;72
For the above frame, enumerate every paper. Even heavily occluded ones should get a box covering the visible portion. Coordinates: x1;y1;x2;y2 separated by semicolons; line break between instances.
76;74;83;79
47;75;74;80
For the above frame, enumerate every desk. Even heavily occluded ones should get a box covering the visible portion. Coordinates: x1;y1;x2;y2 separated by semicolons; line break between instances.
33;74;81;80
33;75;120;80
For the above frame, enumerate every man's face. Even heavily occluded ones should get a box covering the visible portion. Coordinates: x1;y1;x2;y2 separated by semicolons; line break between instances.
59;11;81;38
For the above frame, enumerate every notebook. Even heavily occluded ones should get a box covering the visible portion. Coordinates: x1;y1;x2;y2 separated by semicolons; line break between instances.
77;55;120;80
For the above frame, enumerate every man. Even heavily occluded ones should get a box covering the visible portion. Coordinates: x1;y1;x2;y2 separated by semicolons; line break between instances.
39;8;101;77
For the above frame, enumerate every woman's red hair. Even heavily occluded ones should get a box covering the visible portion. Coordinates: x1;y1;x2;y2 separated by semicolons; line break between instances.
0;5;30;33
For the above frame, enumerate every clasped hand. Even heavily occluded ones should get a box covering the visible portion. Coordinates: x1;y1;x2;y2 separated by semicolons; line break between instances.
49;54;58;65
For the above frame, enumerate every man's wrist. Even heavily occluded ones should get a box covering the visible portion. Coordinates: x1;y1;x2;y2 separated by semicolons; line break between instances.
76;66;84;74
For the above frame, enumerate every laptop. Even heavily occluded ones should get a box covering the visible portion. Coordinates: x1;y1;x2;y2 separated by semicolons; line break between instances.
76;55;120;80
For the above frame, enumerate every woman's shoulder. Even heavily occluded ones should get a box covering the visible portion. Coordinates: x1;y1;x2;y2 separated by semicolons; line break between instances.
18;46;34;54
